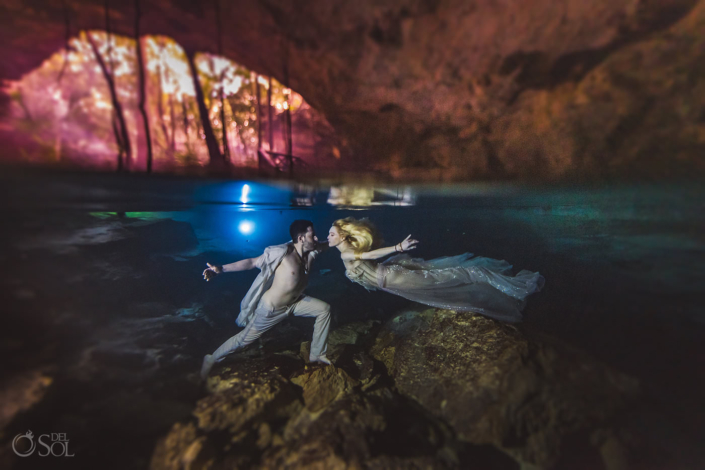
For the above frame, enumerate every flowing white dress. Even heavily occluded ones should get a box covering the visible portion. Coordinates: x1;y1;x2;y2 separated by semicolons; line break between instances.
344;253;545;323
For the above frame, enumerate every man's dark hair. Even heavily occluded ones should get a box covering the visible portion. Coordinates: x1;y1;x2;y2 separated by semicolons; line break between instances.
290;220;314;243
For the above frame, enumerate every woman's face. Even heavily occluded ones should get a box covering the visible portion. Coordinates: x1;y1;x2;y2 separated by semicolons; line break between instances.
327;226;344;248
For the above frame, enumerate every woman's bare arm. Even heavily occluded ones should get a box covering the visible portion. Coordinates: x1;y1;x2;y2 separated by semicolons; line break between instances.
340;235;418;261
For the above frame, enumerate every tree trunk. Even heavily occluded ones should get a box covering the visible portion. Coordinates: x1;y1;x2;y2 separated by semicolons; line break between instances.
186;50;224;169
219;78;229;162
283;58;293;177
254;74;262;173
181;99;189;145
285;94;293;177
267;76;274;154
88;32;130;172
56;3;71;84
134;0;153;173
280;112;287;158
104;0;130;170
169;93;176;157
156;63;171;156
213;0;230;163
181;99;193;155
255;74;262;151
111;111;125;165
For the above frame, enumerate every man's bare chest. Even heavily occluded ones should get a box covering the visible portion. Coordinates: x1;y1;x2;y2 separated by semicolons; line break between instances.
275;253;309;282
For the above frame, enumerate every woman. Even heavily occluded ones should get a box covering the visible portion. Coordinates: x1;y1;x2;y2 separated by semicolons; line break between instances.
327;217;544;322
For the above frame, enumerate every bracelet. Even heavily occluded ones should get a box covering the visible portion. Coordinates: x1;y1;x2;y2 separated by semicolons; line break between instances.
355;252;362;260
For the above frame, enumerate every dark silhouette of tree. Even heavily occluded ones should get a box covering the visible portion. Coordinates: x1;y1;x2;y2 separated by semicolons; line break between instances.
103;4;126;169
267;76;273;153
104;0;130;170
186;50;224;169
255;74;263;152
254;74;263;173
155;62;170;155
218;73;229;162
283;58;293;177
111;116;124;162
214;0;230;162
134;0;153;173
56;1;72;84
169;93;176;155
181;99;190;147
87;31;130;172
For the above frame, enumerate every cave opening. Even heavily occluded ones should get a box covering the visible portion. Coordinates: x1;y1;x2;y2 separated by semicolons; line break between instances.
6;31;341;175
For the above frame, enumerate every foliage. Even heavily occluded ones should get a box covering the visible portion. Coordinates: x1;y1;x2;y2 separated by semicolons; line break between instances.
9;31;307;170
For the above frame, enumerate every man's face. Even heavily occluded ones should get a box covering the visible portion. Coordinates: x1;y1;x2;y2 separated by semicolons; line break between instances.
300;226;318;251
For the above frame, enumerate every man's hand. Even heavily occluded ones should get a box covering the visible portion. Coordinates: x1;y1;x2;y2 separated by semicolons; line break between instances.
203;263;223;281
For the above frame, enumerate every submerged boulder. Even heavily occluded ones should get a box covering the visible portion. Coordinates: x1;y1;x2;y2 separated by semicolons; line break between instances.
371;309;639;469
151;308;640;469
150;355;455;469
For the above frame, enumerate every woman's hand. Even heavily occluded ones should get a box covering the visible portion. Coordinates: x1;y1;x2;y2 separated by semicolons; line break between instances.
203;263;222;281
399;235;419;252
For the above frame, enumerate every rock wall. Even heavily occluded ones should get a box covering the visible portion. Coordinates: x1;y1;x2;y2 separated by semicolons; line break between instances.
1;0;704;178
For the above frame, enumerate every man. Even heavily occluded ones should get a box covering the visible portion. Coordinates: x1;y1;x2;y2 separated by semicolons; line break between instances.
200;220;331;380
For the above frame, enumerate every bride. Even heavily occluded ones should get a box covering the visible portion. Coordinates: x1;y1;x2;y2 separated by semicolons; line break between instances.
327;217;544;322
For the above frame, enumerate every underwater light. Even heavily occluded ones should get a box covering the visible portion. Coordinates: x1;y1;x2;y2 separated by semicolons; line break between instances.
240;184;251;204
238;220;254;235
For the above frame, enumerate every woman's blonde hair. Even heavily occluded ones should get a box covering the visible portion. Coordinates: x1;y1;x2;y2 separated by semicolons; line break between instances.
332;217;382;253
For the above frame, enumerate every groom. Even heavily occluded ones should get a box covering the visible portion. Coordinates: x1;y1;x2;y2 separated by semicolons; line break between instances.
200;220;332;380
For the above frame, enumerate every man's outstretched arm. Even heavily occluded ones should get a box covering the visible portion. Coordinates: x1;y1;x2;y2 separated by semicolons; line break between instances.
203;255;262;281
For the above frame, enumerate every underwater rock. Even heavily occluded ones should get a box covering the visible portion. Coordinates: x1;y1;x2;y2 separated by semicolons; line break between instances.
150;422;216;470
195;364;303;435
151;309;641;469
370;309;639;469
151;350;455;468
290;366;359;413
259;390;453;470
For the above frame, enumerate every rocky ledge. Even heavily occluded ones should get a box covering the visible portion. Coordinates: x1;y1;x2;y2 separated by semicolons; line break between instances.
151;309;644;470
